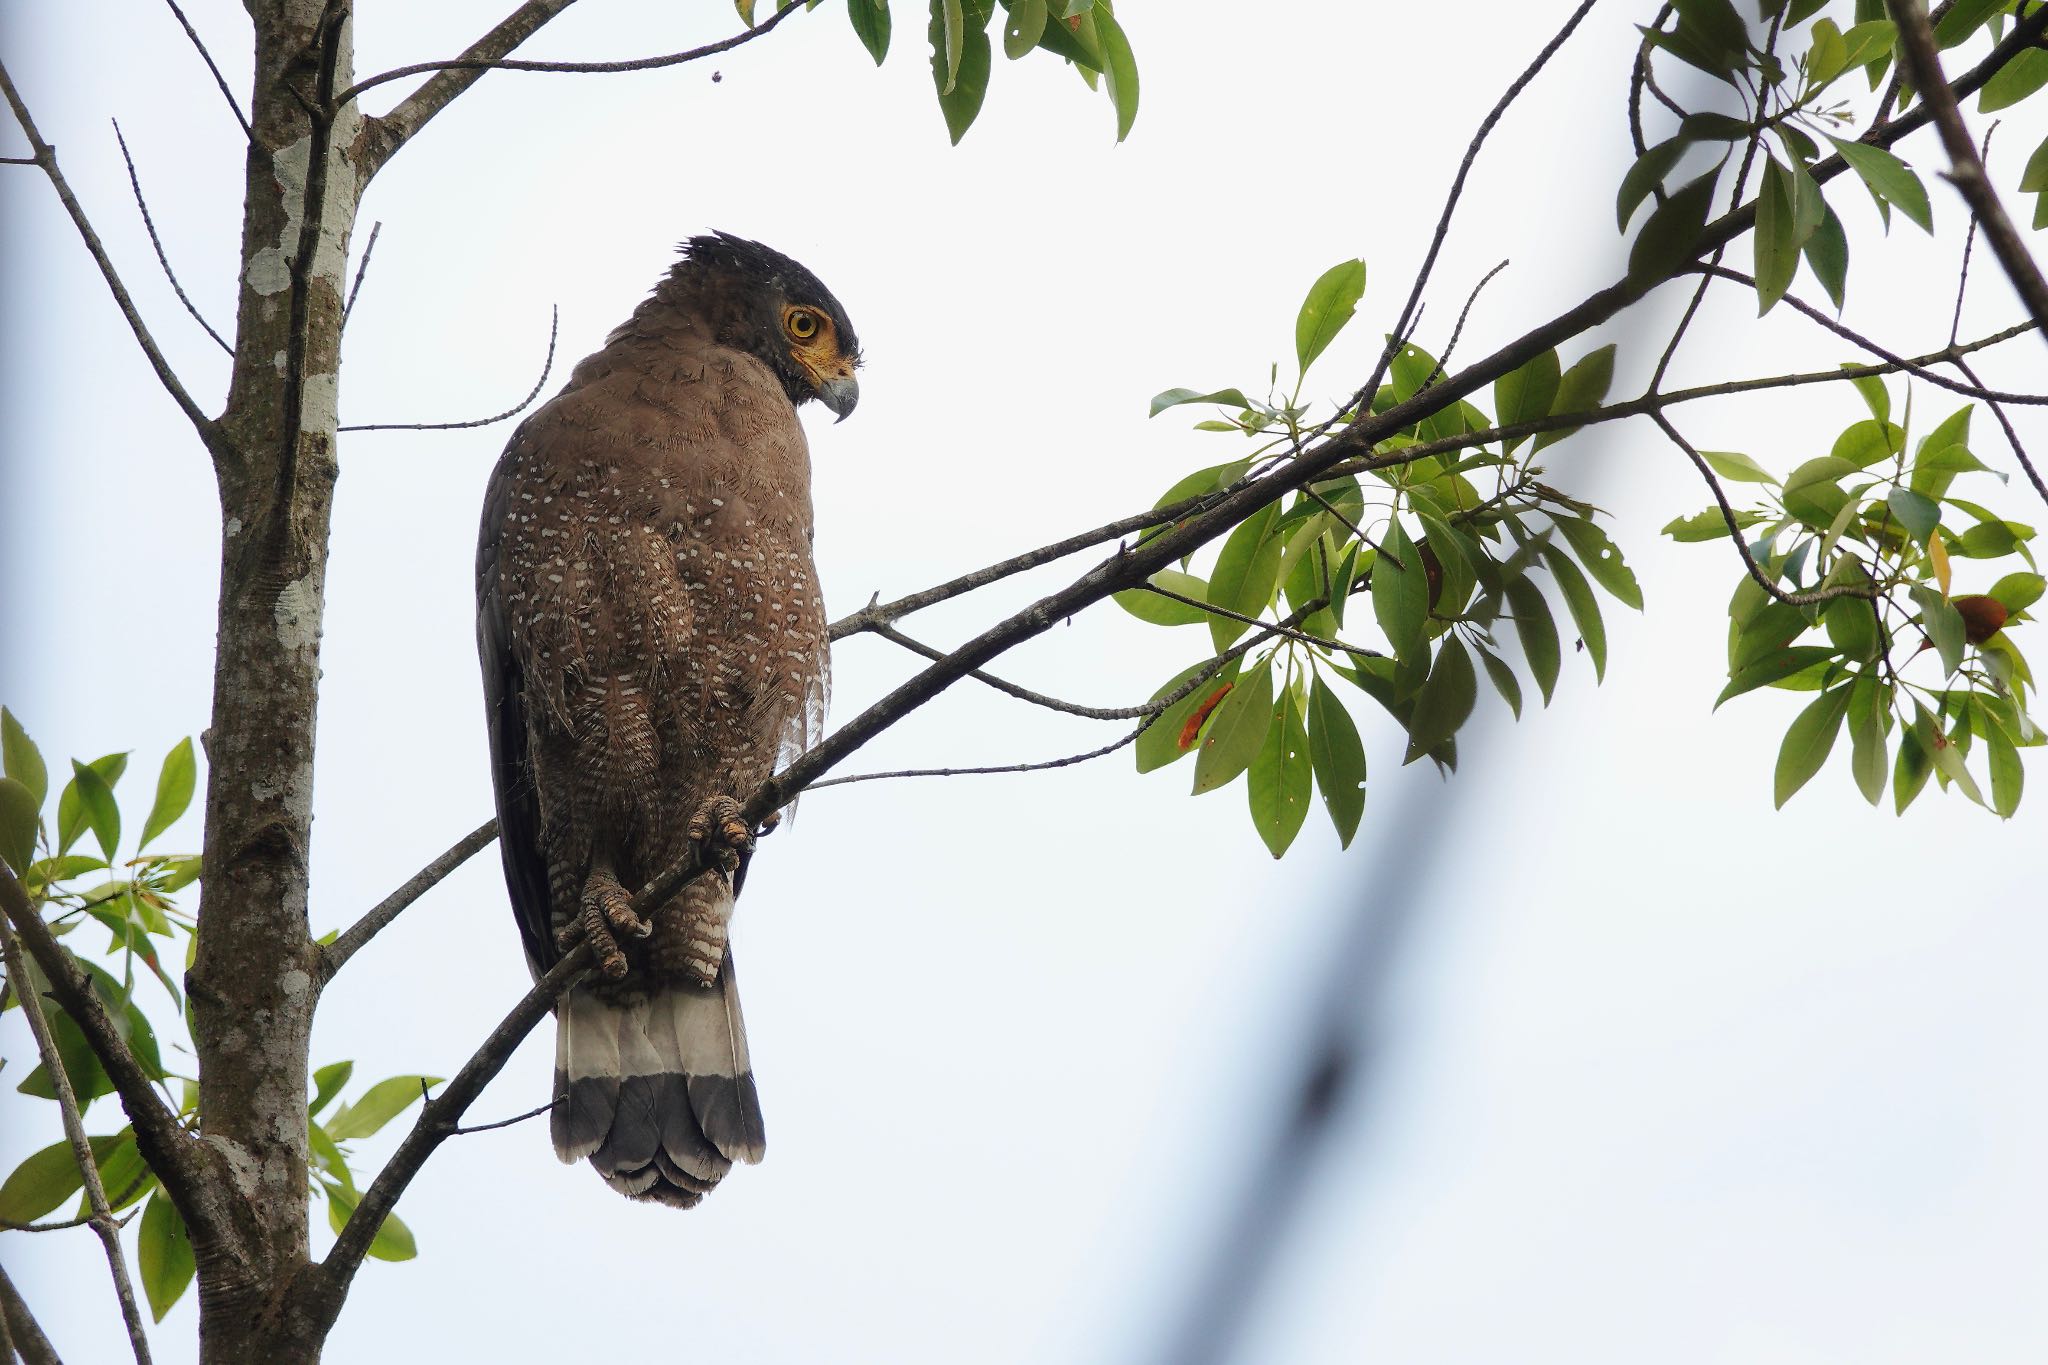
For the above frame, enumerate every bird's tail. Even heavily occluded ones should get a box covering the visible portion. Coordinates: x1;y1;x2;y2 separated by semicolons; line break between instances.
551;949;765;1209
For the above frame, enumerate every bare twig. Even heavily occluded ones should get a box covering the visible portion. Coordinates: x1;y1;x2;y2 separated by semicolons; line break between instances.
0;61;220;451
445;1099;557;1136
1430;258;1512;382
0;1261;63;1365
319;819;500;982
341;219;381;332
1953;353;2048;511
0;914;154;1365
161;0;250;138
1889;0;2048;344
353;3;802;177
1140;584;1383;658
1948;124;1996;348
870;622;1163;721
807;729;1144;789
112;119;231;355
340;306;558;432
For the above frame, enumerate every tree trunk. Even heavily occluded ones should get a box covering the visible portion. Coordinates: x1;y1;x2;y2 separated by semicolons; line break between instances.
187;4;361;1359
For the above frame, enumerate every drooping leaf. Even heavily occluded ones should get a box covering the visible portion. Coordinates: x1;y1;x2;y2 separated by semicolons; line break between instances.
1493;349;1560;453
1753;154;1799;314
1293;259;1367;377
1247;690;1312;857
1506;577;1561;705
1002;0;1044;58
1135;659;1239;773
1403;635;1477;763
1191;658;1273;795
928;0;992;142
1305;676;1365;848
848;0;892;63
1541;545;1608;682
1804;199;1849;309
139;1190;196;1321
1828;136;1933;232
1911;583;1967;677
1847;673;1889;805
1370;518;1428;666
1206;504;1283;652
1552;517;1643;609
1616;136;1692;231
1774;684;1852;807
1093;3;1139;142
1531;344;1618;452
1887;486;1940;543
1628;169;1719;285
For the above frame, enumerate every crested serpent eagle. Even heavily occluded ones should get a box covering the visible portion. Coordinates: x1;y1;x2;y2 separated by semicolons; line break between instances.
477;233;859;1207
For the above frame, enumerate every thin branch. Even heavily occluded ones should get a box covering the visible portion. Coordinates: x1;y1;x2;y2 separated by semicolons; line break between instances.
445;1099;557;1136
1889;0;2048;344
807;729;1143;790
1948;123;1995;348
0;866;222;1257
353;3;803;178
1141;584;1383;658
870;622;1163;721
112;119;231;356
0;61;220;450
341;219;381;331
1952;353;2048;511
339;306;558;432
0;1262;63;1365
1652;411;1875;606
1692;263;2048;404
319;819;499;982
161;0;250;138
1431;259;1511;382
0;914;154;1365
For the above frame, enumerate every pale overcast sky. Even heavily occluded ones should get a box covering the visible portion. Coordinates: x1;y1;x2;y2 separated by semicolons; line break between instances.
3;3;2045;1363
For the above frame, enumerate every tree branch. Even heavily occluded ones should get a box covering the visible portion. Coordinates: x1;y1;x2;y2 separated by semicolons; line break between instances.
869;622;1165;720
341;219;381;332
352;2;803;178
1888;0;2048;344
339;306;557;432
1140;584;1383;658
0;1262;63;1365
161;0;250;139
0;866;229;1263
0;61;221;451
112;119;231;356
807;728;1145;790
0;912;154;1365
318;819;500;982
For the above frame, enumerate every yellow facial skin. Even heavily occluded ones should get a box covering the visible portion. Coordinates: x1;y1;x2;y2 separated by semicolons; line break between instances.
781;305;857;391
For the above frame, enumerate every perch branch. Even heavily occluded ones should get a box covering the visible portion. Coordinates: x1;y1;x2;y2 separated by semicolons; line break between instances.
319;819;501;982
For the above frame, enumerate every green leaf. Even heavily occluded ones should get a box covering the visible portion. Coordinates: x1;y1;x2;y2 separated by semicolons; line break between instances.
1895;717;1934;814
2023;133;2048;193
1617;137;1691;231
1934;0;2004;47
0;1137;119;1224
1206;503;1283;651
1804;200;1849;309
55;753;126;858
1753;155;1799;314
1702;449;1778;484
1887;486;1940;543
928;0;991;142
1831;417;1906;467
1474;641;1523;720
308;1119;353;1190
1847;370;1891;424
1113;570;1212;626
1987;730;2023;817
848;0;891;63
1911;583;1967;677
1135;660;1237;773
1929;724;1986;806
68;760;121;862
1824;593;1879;662
1093;3;1139;142
17;1003;113;1105
0;777;37;877
1305;677;1365;848
1980;48;2048;113
1838;18;1896;71
137;738;196;853
1552;517;1643;610
1371;518;1428;666
1951;519;2022;559
310;1060;355;1118
1988;571;2046;615
1002;0;1044;58
138;1190;196;1321
1912;443;2000;502
1404;635;1477;763
1782;455;1853;527
1847;674;1889;805
1294;259;1367;377
1192;658;1273;795
1828;136;1933;233
1148;386;1252;418
1493;349;1560;454
325;1075;441;1142
1531;344;1618;452
324;1182;418;1263
1248;690;1311;858
1774;684;1852;807
1663;507;1765;541
1542;545;1608;682
1;708;47;807
1717;645;1838;707
1628;169;1718;285
1506;577;1561;705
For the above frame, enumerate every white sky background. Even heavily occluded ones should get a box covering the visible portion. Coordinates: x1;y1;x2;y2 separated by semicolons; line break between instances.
3;2;2046;1362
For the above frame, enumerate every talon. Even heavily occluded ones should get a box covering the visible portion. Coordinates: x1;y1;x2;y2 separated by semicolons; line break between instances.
755;811;783;840
575;896;630;979
687;794;754;864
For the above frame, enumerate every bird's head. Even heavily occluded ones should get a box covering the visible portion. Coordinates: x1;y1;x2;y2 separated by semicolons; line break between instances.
677;232;862;421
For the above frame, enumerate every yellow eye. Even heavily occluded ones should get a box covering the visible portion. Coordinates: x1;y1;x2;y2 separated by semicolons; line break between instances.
787;310;819;340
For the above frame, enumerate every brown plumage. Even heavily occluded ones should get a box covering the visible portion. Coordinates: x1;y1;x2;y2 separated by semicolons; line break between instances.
476;234;858;1207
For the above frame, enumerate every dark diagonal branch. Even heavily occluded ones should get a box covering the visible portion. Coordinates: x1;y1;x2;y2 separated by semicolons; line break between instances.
112;119;231;356
0;1263;63;1365
340;307;557;432
319;819;500;982
352;3;802;177
161;0;250;138
1889;0;2048;344
0;62;220;451
0;913;153;1365
0;868;229;1261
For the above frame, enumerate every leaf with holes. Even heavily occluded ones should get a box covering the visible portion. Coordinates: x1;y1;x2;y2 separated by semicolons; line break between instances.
1248;690;1311;858
1294;259;1366;377
1305;676;1365;848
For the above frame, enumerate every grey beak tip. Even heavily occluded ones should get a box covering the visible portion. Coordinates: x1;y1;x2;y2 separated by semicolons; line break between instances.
820;376;859;423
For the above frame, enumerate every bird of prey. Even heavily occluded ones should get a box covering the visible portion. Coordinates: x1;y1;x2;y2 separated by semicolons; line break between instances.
476;233;859;1207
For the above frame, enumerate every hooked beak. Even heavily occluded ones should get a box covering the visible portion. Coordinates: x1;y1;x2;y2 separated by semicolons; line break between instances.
817;374;859;423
